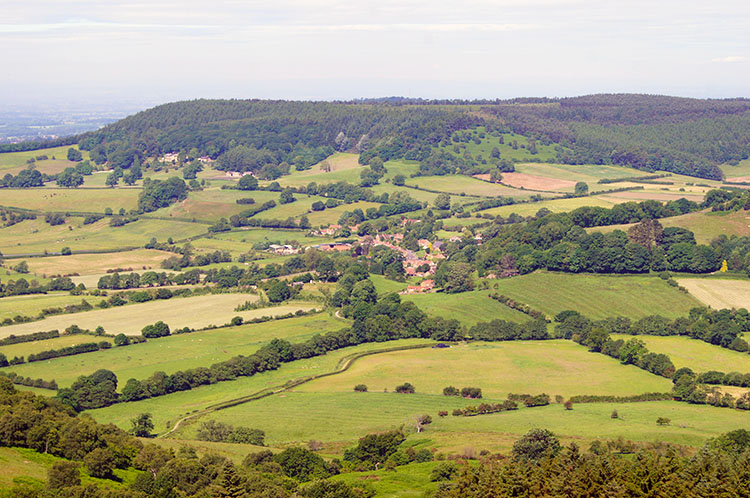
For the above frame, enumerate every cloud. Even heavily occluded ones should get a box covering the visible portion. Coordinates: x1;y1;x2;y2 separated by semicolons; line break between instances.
712;56;746;63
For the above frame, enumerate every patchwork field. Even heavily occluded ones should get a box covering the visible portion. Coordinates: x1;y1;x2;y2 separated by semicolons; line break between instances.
486;271;702;320
610;334;750;373
0;217;206;255
0;311;335;387
676;277;750;309
402;290;529;325
152;189;280;222
0;293;313;339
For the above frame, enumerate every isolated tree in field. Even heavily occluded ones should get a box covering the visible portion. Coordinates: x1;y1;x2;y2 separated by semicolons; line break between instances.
574;182;589;195
490;169;503;183
142;321;170;338
564;400;573;410
393;174;406;186
443;386;459;396
130;413;154;437
656;417;671;426
320;160;331;172
354;384;368;392
237;174;258;190
434;193;451;210
279;188;295;204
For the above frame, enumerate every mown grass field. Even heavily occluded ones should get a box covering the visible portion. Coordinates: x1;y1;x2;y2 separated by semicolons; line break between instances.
0;217;206;255
514;162;646;183
676;277;750;309
402;290;530;325
0;187;140;213
23;248;173;276
86;339;433;435
0;311;335;388
0;293;91;321
0;293;282;339
721;158;750;179
295;341;672;398
610;334;750;372
487;271;702;319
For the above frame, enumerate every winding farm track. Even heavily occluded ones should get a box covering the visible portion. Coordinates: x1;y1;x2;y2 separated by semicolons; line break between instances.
160;342;436;438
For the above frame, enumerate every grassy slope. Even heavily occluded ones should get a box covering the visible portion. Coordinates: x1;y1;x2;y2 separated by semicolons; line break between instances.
406;175;555;199
0;188;140;212
294;341;672;398
487;272;702;320
0;145;89;175
402;290;530;325
611;334;750;372
86;339;433;435
0;217;205;255
0;311;336;387
331;461;441;498
476;195;623;217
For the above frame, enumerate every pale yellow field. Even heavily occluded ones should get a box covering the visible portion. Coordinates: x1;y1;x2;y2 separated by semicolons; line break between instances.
24;249;173;276
677;278;750;310
0;293;313;338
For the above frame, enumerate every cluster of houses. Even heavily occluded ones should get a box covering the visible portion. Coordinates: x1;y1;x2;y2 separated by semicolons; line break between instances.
160;153;214;164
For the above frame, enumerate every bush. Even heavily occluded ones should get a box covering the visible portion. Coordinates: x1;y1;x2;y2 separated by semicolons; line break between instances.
354;384;368;392
442;386;459;396
395;382;415;394
141;321;170;338
656;417;671;426
461;387;482;399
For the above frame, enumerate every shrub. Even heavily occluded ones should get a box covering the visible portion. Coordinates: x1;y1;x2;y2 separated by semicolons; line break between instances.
461;387;482;399
395;382;415;394
564;400;573;410
611;410;619;419
656;417;671;426
141;321;170;338
443;386;459;396
354;384;368;392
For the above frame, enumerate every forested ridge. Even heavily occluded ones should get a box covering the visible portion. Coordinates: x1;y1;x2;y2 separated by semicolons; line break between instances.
67;94;750;181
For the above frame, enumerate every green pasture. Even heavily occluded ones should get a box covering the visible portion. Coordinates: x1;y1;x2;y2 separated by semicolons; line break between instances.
402;290;529;325
295;341;672;398
0;268;50;285
515;162;644;183
370;274;409;295
275;153;363;187
721;158;750;178
475;195;622;217
152;189;280;222
486;271;702;320
86;339;433;435
0;310;334;388
0;145;89;175
611;334;750;373
0;187;139;213
331;462;442;498
0;293;298;339
0;446;139;490
0;217;205;256
590;210;750;245
305;201;382;226
0;293;91;321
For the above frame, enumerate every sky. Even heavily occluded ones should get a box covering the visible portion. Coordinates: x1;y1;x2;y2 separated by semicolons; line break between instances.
2;0;749;107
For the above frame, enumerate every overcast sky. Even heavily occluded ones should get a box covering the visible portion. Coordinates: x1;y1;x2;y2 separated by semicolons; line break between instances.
2;0;749;106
